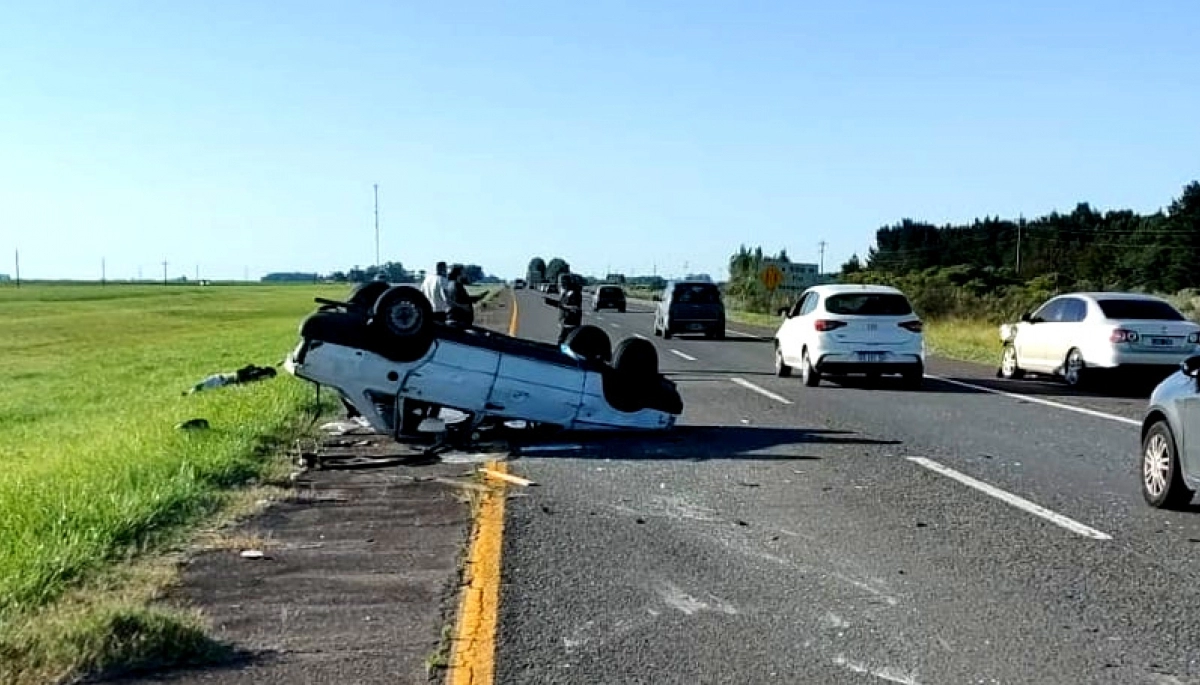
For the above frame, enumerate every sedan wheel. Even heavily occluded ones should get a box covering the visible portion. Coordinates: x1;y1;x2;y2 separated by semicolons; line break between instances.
1141;421;1194;509
1062;348;1087;388
999;344;1025;380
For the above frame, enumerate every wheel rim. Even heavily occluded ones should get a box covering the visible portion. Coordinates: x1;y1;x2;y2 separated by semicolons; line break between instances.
1064;351;1083;385
387;301;422;335
1144;432;1171;499
1001;346;1017;376
775;348;783;372
802;352;811;380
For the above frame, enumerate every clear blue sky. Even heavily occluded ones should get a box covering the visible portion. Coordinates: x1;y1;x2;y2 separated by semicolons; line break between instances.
3;1;1199;282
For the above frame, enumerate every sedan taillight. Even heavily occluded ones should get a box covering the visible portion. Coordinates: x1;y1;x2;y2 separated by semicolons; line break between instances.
814;319;847;332
899;320;923;333
1110;328;1140;344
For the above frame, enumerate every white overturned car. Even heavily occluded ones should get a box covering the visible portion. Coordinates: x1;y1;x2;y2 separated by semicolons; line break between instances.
284;282;683;438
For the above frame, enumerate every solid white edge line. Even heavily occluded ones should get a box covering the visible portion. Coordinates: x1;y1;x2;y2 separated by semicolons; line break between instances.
730;377;793;405
669;349;698;361
727;329;762;338
610;322;622;328
906;456;1112;540
925;374;1140;427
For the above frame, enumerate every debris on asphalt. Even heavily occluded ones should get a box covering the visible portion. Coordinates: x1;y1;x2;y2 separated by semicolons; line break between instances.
481;468;537;487
184;364;277;395
738;481;761;488
541;505;553;514
239;550;267;560
319;417;373;435
175;418;210;430
916;522;928;528
736;520;749;527
636;518;646;524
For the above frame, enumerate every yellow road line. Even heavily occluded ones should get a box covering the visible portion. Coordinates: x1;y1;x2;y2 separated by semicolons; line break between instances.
449;290;518;685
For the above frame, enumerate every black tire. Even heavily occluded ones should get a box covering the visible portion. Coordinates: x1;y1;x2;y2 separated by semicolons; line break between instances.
612;337;659;377
999;343;1025;380
652;324;662;337
619;306;626;313
902;363;924;390
707;329;725;340
662;324;673;340
774;343;792;378
801;349;821;387
1142;420;1194;509
1062;348;1088;388
565;324;612;363
371;286;434;362
347;280;391;312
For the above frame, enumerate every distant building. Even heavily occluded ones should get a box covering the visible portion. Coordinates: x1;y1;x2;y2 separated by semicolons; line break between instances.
763;260;822;292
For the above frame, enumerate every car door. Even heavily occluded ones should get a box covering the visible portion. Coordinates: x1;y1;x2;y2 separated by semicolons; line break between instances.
782;292;818;365
1016;298;1061;371
1045;297;1088;369
777;292;810;364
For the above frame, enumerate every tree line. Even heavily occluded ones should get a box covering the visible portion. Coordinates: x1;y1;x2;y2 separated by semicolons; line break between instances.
854;181;1200;294
263;262;498;284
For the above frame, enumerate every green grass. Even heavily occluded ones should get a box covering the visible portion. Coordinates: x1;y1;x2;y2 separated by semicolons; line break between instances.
0;282;347;681
924;318;1000;365
726;309;783;329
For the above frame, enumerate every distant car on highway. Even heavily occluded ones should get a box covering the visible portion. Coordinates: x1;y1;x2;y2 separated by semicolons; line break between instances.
772;284;925;388
592;285;627;312
1140;355;1200;508
998;292;1200;388
514;279;526;289
652;280;725;339
545;282;560;295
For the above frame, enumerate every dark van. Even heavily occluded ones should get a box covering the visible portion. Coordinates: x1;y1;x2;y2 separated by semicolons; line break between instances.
653;280;725;339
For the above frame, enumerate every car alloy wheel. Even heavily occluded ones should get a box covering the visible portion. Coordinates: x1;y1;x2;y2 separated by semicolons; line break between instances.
1063;348;1086;387
1141;420;1194;509
1000;344;1025;379
774;345;791;378
801;349;820;387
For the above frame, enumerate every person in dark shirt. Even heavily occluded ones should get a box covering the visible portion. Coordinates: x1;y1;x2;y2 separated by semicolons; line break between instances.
557;277;584;344
445;265;484;327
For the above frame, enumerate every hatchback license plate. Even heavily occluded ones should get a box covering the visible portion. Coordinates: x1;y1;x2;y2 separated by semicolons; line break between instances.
688;323;704;331
1151;337;1175;347
858;352;885;363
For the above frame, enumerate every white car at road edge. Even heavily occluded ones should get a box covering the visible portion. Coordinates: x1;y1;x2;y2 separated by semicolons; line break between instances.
998;292;1200;388
772;284;925;388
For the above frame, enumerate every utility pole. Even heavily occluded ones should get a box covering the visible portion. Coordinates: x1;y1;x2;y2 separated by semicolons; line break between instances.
101;258;106;286
818;240;827;275
14;249;19;289
162;260;168;285
195;264;199;282
244;266;249;282
373;183;380;268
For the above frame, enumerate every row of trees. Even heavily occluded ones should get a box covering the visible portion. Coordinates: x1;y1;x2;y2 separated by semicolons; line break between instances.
264;262;498;284
526;257;571;285
856;181;1200;294
726;245;795;312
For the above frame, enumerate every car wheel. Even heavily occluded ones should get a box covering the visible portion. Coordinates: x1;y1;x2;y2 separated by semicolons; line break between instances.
662;324;673;340
801;349;821;387
371;286;434;361
565;325;613;363
774;344;792;378
708;329;724;340
1062;348;1088;388
999;343;1025;380
902;363;924;390
1142;420;1194;509
612;337;659;377
619;306;626;313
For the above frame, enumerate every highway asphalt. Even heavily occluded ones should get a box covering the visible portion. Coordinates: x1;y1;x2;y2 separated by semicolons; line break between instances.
494;290;1200;684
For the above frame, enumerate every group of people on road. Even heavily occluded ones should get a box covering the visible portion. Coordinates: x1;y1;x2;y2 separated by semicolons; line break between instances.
420;261;485;327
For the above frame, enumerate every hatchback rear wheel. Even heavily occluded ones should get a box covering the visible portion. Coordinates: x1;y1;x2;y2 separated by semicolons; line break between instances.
1142;420;1193;509
801;349;820;387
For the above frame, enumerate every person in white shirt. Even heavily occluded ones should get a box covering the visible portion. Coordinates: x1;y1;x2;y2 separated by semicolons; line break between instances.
421;261;451;322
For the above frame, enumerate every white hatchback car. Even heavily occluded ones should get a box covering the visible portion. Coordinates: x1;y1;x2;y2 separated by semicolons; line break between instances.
998;292;1200;387
773;284;925;388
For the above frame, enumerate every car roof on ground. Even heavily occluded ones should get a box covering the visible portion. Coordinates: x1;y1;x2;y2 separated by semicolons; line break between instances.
806;284;905;296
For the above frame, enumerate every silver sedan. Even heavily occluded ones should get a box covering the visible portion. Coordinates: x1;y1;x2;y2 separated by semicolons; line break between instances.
1141;355;1200;508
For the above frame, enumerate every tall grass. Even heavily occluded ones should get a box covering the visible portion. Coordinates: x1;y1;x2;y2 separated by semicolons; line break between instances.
0;283;344;678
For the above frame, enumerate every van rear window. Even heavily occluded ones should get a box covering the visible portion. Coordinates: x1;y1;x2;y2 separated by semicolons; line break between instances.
674;284;721;304
824;293;913;316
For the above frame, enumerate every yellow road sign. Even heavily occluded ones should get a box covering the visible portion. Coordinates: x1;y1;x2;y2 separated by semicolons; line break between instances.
761;264;784;291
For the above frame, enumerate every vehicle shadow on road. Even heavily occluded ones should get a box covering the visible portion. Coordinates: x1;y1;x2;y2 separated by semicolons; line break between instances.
931;374;1158;401
513;426;900;462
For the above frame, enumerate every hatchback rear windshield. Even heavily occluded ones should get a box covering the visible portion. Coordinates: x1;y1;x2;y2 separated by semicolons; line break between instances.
598;286;623;295
673;284;721;304
1096;299;1185;321
824;293;913;316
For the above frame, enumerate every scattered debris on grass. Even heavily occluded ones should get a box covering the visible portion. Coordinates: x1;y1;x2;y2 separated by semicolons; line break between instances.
174;418;210;430
183;364;278;395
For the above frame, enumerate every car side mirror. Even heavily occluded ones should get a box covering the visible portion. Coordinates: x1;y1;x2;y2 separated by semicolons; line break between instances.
1183;355;1200;377
777;306;791;318
1020;312;1033;323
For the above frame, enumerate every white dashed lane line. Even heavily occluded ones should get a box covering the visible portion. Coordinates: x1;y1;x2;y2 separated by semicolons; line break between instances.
669;349;697;361
730;377;793;405
907;456;1112;540
926;375;1140;427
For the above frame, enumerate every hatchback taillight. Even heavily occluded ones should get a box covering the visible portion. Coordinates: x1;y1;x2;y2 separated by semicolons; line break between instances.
814;319;847;332
899;320;923;333
1110;329;1140;344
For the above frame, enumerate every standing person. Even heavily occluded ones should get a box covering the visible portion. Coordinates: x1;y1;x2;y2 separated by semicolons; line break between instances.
421;261;451;323
557;276;584;344
446;265;485;328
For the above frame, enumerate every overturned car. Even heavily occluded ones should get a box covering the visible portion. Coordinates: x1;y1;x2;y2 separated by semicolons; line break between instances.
284;282;683;439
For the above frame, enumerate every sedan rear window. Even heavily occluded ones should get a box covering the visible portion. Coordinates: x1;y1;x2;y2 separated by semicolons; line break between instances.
1096;299;1185;321
674;284;720;304
824;293;913;316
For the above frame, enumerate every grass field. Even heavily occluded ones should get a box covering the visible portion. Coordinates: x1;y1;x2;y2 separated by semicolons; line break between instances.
0;282;357;682
923;319;1000;365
